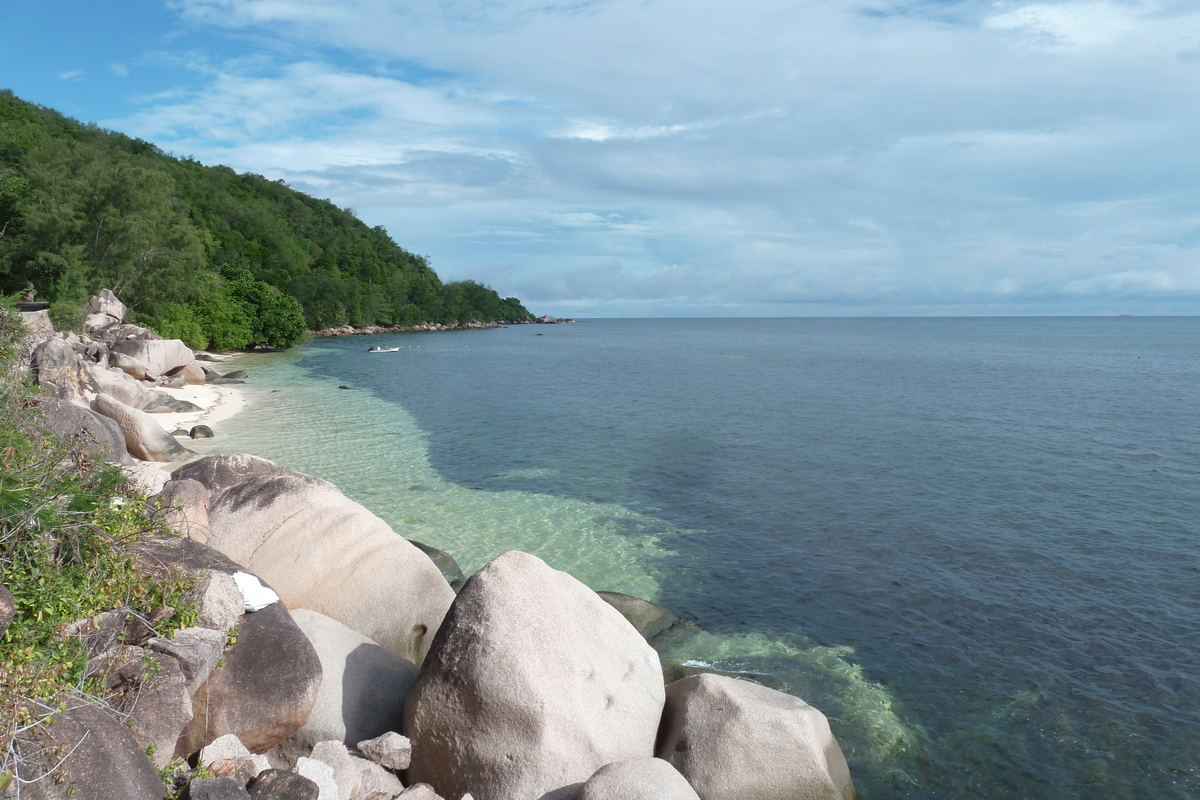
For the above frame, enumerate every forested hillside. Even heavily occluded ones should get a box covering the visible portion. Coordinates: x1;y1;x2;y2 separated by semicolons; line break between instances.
0;90;531;348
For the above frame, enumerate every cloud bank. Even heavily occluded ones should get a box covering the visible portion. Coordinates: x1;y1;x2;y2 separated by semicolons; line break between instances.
105;0;1200;315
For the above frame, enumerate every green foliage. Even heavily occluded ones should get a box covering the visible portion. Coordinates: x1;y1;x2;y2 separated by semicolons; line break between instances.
47;299;85;333
0;302;196;760
0;89;533;348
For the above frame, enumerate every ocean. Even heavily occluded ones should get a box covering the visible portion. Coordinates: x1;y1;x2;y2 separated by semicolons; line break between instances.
198;317;1200;799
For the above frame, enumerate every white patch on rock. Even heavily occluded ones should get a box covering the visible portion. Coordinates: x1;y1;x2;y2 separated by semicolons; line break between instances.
233;571;279;611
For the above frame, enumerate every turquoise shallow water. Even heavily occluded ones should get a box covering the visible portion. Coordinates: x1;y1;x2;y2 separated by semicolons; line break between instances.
200;318;1200;799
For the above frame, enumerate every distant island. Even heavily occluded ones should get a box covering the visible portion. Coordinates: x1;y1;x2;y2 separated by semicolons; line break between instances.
0;89;533;351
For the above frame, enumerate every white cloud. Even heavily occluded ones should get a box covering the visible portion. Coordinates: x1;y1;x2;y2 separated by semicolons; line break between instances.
57;70;85;81
98;0;1200;314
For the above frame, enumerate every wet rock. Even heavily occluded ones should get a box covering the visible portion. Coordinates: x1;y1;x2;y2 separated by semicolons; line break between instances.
657;674;855;800
409;540;465;592
191;425;216;439
595;591;682;641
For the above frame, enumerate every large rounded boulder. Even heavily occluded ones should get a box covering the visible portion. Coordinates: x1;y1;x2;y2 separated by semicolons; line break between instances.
273;608;419;765
403;550;665;800
173;454;454;664
656;673;855;800
111;337;195;376
577;758;700;800
91;393;192;462
175;600;322;757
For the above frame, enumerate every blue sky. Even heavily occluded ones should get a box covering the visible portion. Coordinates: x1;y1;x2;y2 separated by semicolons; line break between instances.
3;0;1200;317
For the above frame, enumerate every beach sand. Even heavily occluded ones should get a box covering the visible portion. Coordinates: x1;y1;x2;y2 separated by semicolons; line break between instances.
120;355;251;492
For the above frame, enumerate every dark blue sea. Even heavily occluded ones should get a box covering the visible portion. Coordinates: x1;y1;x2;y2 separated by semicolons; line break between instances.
205;317;1200;799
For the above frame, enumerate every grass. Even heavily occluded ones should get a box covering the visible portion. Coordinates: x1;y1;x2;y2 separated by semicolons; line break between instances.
0;299;198;787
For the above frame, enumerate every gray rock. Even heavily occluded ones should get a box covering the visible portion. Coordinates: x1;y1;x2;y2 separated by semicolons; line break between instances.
396;785;444;800
201;733;254;764
351;755;404;800
14;700;162;800
150;478;212;543
294;758;339;800
38;397;131;464
408;540;465;592
403;551;664;800
63;606;130;663
149;626;227;695
357;732;411;772
111;338;195;376
32;337;95;401
348;753;403;796
657;674;855;800
196;353;223;363
576;759;699;800
176;601;322;758
223;370;249;379
91;393;193;462
105;647;194;769
191;424;216;439
309;742;359;800
186;570;244;632
112;352;153;380
248;770;320;800
86;288;127;322
168;362;209;385
595;592;682;641
276;610;416;764
0;585;13;638
209;376;246;385
141;391;203;414
173;454;454;665
189;777;253;800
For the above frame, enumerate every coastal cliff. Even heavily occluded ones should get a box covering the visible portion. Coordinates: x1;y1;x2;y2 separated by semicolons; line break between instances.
0;294;851;800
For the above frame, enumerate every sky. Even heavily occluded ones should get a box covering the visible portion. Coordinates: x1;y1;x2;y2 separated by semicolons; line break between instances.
3;0;1200;317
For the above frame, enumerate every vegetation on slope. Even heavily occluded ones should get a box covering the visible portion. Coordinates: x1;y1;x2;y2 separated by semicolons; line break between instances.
0;302;196;780
0;89;532;349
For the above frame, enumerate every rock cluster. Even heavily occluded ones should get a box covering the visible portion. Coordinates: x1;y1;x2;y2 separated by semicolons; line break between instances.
312;320;511;338
21;288;248;470
5;290;855;800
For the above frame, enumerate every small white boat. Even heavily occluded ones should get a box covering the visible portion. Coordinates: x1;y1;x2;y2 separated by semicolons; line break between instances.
368;346;400;353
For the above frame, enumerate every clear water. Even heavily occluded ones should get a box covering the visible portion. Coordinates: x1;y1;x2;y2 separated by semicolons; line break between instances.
200;318;1200;799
